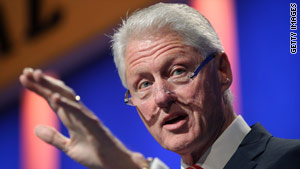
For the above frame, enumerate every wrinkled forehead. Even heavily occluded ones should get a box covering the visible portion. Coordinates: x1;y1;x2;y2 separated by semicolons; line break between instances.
124;32;185;70
124;33;203;88
124;31;185;63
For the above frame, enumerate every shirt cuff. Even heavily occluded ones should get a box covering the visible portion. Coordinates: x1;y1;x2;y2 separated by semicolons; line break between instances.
149;157;170;169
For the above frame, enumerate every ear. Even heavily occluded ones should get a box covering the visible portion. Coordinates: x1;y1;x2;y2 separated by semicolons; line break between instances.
215;52;232;93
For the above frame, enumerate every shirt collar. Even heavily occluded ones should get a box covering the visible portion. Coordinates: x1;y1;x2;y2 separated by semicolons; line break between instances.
181;115;251;169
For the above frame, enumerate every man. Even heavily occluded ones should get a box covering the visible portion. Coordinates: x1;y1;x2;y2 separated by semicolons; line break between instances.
19;3;300;169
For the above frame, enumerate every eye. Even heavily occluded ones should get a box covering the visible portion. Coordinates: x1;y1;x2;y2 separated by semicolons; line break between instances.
171;67;186;76
138;80;152;90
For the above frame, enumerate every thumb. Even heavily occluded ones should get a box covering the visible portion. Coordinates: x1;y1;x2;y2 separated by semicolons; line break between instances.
35;125;69;152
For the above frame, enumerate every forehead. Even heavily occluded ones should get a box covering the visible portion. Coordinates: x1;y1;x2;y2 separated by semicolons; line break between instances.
124;32;201;86
125;32;184;58
125;32;195;71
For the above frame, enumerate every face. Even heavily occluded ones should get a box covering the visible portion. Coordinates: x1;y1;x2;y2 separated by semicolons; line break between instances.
125;32;228;155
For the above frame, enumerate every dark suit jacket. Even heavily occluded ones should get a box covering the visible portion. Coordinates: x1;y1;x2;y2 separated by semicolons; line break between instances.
224;123;300;169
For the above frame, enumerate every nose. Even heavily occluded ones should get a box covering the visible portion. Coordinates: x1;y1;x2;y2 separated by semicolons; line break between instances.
154;85;175;109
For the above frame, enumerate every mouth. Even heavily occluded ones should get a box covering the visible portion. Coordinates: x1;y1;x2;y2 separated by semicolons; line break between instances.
162;113;188;131
164;114;187;125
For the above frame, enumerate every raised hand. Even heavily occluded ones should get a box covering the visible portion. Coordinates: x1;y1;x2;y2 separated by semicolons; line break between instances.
19;68;148;169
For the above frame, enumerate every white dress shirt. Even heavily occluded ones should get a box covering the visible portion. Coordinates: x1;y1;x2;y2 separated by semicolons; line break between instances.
180;115;250;169
149;116;250;169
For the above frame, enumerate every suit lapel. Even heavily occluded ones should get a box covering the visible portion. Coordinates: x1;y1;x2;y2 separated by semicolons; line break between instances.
223;123;272;169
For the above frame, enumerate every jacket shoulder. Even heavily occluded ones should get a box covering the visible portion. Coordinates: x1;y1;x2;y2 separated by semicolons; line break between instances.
256;135;300;169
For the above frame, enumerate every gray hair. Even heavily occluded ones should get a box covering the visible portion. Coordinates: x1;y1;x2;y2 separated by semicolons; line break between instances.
111;2;233;104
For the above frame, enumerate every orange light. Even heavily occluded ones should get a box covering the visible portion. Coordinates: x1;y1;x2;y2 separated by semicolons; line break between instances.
20;88;60;169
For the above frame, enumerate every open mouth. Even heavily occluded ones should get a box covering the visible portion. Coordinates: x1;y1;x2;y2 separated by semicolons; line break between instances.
163;114;188;125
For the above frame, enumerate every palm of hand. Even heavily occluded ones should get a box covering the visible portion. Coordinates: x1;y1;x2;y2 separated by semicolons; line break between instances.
20;68;144;169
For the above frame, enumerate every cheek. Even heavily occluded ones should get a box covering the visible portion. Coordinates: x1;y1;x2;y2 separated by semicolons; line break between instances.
175;74;223;132
180;69;221;109
175;79;205;107
136;101;159;126
136;105;163;143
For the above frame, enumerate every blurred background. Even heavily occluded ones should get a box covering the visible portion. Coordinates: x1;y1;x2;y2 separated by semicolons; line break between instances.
0;0;299;168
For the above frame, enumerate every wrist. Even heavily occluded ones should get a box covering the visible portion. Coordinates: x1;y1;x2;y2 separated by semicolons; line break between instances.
131;152;151;169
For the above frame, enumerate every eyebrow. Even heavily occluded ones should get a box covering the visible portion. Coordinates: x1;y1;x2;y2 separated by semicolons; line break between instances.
136;54;194;78
158;54;194;71
127;51;197;87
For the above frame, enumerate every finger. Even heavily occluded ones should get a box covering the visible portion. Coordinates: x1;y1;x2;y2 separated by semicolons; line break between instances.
20;68;78;105
32;69;77;101
23;67;35;80
20;68;35;87
20;68;77;101
20;73;52;100
35;125;69;152
54;93;93;118
51;93;98;130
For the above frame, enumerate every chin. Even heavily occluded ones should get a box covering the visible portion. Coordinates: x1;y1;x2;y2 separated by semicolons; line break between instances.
162;133;197;154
